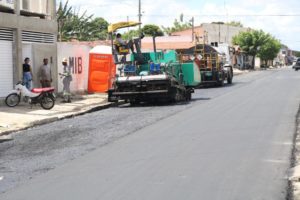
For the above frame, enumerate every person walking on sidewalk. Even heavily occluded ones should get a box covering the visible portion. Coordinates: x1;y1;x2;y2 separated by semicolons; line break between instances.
39;58;52;88
23;57;33;90
61;58;72;103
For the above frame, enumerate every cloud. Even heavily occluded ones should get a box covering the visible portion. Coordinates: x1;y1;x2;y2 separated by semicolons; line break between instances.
58;0;300;50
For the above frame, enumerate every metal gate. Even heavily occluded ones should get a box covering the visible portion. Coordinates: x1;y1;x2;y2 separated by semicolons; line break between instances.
0;28;13;97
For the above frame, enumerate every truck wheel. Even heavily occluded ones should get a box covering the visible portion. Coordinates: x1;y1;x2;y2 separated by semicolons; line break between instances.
130;99;140;106
175;89;181;102
186;91;192;101
227;73;233;84
169;87;178;102
217;78;224;87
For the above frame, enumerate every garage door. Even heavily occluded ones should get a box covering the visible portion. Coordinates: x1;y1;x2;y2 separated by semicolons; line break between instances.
0;28;13;97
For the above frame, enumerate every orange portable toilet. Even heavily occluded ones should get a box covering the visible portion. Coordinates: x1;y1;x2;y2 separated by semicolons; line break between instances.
88;46;116;93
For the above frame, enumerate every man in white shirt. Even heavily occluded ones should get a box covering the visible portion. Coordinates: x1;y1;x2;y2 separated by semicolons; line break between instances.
115;33;134;53
39;58;52;88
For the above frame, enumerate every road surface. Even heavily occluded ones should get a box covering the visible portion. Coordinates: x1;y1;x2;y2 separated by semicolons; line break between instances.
1;68;300;200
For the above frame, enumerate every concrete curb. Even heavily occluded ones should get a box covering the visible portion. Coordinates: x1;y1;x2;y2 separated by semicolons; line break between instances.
287;104;300;200
0;135;13;142
0;102;116;137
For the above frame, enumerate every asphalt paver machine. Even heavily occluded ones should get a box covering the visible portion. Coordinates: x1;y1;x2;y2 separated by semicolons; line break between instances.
107;22;201;104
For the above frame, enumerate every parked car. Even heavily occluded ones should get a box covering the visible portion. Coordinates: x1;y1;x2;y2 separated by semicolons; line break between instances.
293;58;300;71
293;57;298;66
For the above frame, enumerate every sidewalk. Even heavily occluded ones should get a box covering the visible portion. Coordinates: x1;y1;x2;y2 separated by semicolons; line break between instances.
233;68;250;76
0;93;111;136
0;69;252;137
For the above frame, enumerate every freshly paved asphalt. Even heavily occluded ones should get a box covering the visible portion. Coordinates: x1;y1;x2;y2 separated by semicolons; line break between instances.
1;68;300;200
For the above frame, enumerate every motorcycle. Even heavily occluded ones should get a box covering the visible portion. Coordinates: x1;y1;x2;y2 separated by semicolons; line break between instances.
5;82;56;110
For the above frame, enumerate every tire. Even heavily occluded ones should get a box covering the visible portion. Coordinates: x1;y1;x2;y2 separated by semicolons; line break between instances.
40;95;55;110
174;88;183;102
227;72;233;84
217;78;224;87
186;91;192;101
129;98;140;106
5;93;20;107
216;72;224;87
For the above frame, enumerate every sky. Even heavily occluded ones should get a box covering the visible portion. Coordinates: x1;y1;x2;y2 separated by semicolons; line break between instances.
59;0;300;50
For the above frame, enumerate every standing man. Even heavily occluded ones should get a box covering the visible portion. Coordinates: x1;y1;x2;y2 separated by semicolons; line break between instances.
39;58;52;88
23;57;33;90
61;58;72;103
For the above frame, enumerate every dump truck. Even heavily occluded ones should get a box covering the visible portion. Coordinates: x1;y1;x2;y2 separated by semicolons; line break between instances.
183;42;233;87
107;22;201;104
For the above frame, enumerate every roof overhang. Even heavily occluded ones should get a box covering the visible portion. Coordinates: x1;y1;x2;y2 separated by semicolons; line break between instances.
108;21;141;33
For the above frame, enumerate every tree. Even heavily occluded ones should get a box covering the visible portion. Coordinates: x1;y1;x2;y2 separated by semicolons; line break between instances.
226;21;243;27
57;0;109;41
122;24;164;40
69;10;94;41
295;51;300;57
122;30;140;40
161;16;192;35
57;0;73;41
142;24;163;37
232;30;271;68
88;17;109;40
258;37;281;64
212;22;225;25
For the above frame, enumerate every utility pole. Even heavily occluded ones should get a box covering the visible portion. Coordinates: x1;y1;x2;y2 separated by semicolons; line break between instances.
138;0;142;31
127;16;129;33
218;23;221;43
191;17;194;42
224;0;229;43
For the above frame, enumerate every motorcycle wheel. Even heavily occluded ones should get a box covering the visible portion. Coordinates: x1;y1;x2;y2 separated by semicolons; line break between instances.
5;93;20;107
40;96;55;110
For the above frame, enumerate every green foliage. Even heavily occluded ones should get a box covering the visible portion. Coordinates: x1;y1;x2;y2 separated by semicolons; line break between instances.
89;17;109;40
57;0;72;41
232;30;270;56
226;21;243;27
122;30;140;40
161;16;192;35
212;22;225;25
121;24;163;40
57;0;109;41
258;37;281;62
233;29;281;66
295;51;300;57
142;24;163;37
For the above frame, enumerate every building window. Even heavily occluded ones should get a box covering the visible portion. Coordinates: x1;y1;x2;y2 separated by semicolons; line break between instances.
22;30;55;44
211;42;218;47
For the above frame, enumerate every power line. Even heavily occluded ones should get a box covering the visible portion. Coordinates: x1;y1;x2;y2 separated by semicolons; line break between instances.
72;1;135;8
138;0;141;30
143;14;300;17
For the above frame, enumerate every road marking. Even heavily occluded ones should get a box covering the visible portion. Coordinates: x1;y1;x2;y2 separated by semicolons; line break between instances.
272;142;293;146
0;176;3;181
0;135;13;142
263;159;287;164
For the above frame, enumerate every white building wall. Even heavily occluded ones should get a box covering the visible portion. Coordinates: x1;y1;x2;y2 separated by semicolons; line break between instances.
57;43;92;93
202;23;249;45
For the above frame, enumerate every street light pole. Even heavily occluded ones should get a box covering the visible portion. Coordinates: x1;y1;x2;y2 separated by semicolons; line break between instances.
138;0;142;31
